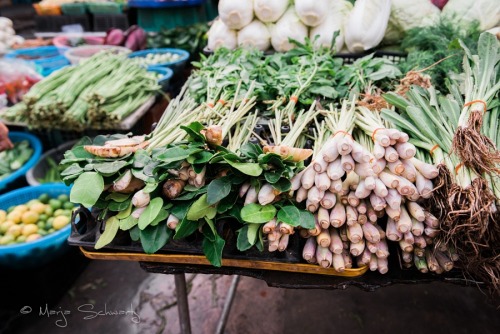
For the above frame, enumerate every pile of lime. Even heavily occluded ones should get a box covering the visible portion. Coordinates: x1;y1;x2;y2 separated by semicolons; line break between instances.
0;193;74;246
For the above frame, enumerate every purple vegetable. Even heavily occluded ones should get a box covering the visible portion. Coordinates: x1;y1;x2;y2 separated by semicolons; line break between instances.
104;28;125;46
124;25;147;51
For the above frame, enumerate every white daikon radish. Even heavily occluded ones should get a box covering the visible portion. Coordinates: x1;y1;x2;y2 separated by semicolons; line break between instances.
270;8;308;52
344;0;391;53
207;19;238;50
253;0;289;23
237;20;271;51
218;0;254;30
295;0;330;27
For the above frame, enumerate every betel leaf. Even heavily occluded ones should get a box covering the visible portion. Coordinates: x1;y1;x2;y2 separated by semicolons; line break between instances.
272;178;291;192
116;202;133;219
207;177;232;205
150;209;169;226
174;186;207;201
93;160;129;175
156;146;203;164
299;210;315;229
277;206;301;227
201;225;225;267
247;223;260;245
129;225;140;241
119;215;138;230
236;225;253;251
132;149;151;168
264;170;282;184
181;122;205;142
187;150;213;165
108;198;132;212
105;192;130;202
174;217;200;239
60;163;84;177
240;204;276;224
186;194;217;220
239;143;262;160
70;172;104;208
192;163;205;174
142;182;158;194
223;158;262;176
95;216;120;249
170;201;191;220
139;224;172;254
217;191;238;214
138;197;164;230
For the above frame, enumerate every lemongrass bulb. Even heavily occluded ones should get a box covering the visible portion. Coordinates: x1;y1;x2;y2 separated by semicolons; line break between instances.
337;135;353;156
397;206;412;233
291;170;305;191
347;222;363;243
375;239;389;259
330;202;346;228
270;8;308;52
386;217;402;241
373;178;388;198
316;246;333;268
346;205;358;225
244;186;258;205
322;136;340;162
237;20;271;51
302;237;317;261
373;142;385;159
332;253;345;272
218;0;254;29
296;186;308;202
253;0;289;23
377;257;389;274
315;172;331;191
327;159;345;180
329;179;343;193
341;154;355;172
410;158;439;179
295;0;331;27
301;166;316;189
354;180;371;199
317;228;331;247
369;254;378;271
364;176;376;190
318;207;330;229
344;0;390;52
361;221;380;243
320;191;337;209
385;205;401;221
258;183;276;205
401;159;417;183
414;235;427;249
207;19;238;50
313;156;329;173
350;238;365;257
416;171;433;199
329;228;344;254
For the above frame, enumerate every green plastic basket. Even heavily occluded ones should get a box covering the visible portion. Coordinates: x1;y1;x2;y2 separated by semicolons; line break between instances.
137;6;207;32
61;3;87;15
87;2;123;15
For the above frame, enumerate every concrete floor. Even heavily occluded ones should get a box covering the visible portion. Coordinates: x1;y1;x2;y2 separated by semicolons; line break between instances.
3;254;499;334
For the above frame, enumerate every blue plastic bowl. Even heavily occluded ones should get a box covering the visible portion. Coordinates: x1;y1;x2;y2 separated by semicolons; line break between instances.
5;46;70;77
128;48;190;73
148;66;174;91
0;132;43;191
0;183;72;269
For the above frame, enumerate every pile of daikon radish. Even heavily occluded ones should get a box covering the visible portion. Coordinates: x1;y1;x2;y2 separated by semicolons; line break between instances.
245;101;455;274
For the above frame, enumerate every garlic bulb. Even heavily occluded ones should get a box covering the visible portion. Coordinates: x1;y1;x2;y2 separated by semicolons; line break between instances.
238;20;271;51
344;0;391;53
295;0;331;27
310;0;352;52
218;0;254;30
254;0;289;23
270;8;309;52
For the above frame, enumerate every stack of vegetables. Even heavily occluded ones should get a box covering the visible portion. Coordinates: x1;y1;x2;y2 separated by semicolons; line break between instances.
0;17;24;54
0;52;160;131
0;141;33;181
208;0;500;54
61;32;499;295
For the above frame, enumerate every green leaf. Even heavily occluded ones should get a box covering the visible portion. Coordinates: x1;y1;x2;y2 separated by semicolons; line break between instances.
272;178;291;192
181;122;205;142
239;143;262;160
223;158;262;176
116;202;133;219
186;194;217;220
207;178;232;205
93;160;129;175
70;172;104;208
138;197;164;230
108;198;132;212
236;225;253;251
264;170;282;184
95;216;120;249
150;209;169;226
187;150;213;165
156;146;203;164
140;224;172;254
202;231;225;267
277;206;301;227
105;192;130;203
119;215;138;230
174;186;208;201
174;217;200;239
217;190;238;214
132;149;151;168
240;204;276;224
129;225;140;241
247;223;260;245
60;163;84;177
299;210;315;229
142;182;158;194
171;201;191;220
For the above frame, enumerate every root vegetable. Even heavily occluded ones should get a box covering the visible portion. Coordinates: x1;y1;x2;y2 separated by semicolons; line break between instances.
296;186;308;202
386;218;403;241
167;214;179;230
263;218;277;234
316;246;333;268
361;222;380;243
347;222;363;243
278;234;290;251
329;228;343;254
332;253;345;272
317;207;330;229
162;179;185;199
377;257;389;274
320;191;337;209
326;159;345;180
301;167;316;189
244;186;258;205
317;228;331;247
258;184;277;205
330;202;346;227
315;172;331;191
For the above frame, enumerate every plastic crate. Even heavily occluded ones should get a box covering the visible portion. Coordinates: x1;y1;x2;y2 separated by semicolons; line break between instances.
61;2;87;15
128;0;205;8
0;183;72;269
92;13;129;31
128;48;190;73
0;132;43;192
148;66;173;91
87;2;123;14
136;5;207;32
35;14;91;32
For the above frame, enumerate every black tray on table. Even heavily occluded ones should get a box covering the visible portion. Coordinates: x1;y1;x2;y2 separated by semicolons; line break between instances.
67;206;481;290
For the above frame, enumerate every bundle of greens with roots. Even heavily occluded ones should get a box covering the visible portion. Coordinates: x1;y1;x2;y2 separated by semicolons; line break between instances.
380;33;500;293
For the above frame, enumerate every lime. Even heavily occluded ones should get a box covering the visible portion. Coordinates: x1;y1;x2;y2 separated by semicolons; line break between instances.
26;234;41;242
38;193;50;204
30;203;47;214
49;199;62;210
53;216;70;230
37;221;46;230
48;228;55;233
45;219;53;230
63;202;75;210
54;209;65;217
16;235;27;243
38;230;48;236
6;211;22;224
57;194;69;202
22;224;38;236
7;225;22;237
39;214;48;222
45;206;54;217
21;211;39;225
0;235;14;245
0;210;6;223
7;206;16;213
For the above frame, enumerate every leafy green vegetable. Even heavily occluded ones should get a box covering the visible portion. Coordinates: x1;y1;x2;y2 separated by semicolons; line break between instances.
240;204;277;224
70;172;104;208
